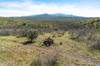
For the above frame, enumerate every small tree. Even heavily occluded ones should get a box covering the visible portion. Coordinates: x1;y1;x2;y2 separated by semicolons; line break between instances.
23;30;38;45
26;30;38;42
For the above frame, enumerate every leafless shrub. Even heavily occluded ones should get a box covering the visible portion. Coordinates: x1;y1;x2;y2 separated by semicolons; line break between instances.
31;50;58;66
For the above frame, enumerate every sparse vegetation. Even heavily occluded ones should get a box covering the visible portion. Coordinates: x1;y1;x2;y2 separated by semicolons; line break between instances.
0;17;100;66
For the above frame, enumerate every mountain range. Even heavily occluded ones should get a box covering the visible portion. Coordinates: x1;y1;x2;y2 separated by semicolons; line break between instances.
17;13;85;21
28;13;82;17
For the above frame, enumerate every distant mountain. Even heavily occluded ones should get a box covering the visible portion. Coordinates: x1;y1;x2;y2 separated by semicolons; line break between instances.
30;13;81;17
18;13;85;21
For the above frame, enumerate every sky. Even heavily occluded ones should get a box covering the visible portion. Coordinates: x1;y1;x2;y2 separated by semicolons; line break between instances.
0;0;100;17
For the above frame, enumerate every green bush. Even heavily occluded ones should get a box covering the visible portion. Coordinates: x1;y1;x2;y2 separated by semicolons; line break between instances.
26;30;38;42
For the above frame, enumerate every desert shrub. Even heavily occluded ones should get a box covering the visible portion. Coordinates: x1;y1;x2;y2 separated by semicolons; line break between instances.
70;33;80;41
0;29;10;36
31;50;58;66
22;30;38;45
31;58;58;66
90;34;100;50
69;25;96;43
26;30;38;41
16;29;28;37
92;41;100;50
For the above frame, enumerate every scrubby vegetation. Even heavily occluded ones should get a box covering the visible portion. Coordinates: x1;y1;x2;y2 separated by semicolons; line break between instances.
22;30;38;45
0;17;100;66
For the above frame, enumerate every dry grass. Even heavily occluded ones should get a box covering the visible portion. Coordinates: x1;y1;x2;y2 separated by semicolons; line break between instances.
0;32;100;66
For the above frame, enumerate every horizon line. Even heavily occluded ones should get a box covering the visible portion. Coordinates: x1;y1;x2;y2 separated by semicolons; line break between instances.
0;13;99;18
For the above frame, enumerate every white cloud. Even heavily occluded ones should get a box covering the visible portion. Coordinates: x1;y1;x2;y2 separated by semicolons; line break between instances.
0;1;100;17
72;7;100;17
0;9;33;17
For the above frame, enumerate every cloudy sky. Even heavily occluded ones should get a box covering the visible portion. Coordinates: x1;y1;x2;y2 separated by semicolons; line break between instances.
0;0;100;17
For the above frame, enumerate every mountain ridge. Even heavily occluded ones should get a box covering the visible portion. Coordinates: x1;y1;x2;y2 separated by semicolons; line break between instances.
28;13;82;17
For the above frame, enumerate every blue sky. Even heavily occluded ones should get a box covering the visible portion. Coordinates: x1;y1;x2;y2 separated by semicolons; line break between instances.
0;0;100;17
